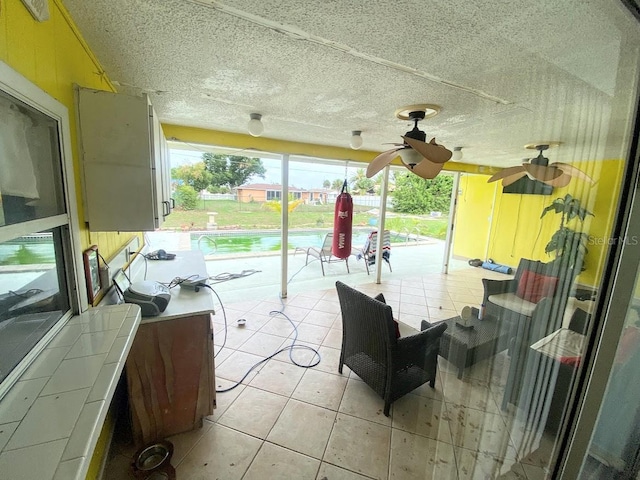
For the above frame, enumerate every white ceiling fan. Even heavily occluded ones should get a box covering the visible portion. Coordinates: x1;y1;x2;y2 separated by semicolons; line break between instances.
366;108;452;180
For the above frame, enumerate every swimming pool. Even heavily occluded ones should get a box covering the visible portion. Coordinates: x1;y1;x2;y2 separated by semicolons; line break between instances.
191;229;409;255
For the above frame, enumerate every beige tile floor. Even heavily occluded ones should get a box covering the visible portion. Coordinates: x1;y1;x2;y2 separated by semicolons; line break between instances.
105;264;561;480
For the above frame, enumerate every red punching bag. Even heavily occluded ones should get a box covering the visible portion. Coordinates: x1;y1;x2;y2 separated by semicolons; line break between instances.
332;180;353;258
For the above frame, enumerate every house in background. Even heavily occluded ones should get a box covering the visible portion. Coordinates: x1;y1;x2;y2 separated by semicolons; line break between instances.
235;183;328;204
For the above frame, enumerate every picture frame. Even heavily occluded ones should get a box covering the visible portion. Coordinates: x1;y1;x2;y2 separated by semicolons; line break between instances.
83;245;101;304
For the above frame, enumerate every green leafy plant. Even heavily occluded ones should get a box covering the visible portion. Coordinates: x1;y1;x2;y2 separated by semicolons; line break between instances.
174;185;199;210
541;194;594;270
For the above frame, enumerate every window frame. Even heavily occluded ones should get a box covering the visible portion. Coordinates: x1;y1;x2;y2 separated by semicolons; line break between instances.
0;61;85;398
266;190;281;200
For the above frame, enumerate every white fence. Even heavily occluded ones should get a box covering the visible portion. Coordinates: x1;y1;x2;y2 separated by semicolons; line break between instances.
199;193;236;201
197;192;391;208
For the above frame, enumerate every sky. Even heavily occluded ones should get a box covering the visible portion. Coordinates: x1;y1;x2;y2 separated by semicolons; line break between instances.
169;148;367;189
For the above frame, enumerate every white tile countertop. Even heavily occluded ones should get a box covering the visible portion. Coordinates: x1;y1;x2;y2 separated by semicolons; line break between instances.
0;304;141;480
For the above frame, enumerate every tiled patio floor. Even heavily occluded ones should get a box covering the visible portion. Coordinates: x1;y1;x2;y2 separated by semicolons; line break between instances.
104;241;560;479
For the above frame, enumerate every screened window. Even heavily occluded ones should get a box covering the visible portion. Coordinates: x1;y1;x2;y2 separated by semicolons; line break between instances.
266;190;281;200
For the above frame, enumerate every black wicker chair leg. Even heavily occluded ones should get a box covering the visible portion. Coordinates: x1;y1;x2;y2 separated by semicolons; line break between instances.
429;378;435;388
384;402;391;417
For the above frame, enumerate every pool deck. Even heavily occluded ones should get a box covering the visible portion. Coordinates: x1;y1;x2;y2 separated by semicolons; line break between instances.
146;231;470;305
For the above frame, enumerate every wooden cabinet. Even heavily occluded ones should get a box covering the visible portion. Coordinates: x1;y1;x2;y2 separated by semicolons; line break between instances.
126;314;215;445
77;88;172;231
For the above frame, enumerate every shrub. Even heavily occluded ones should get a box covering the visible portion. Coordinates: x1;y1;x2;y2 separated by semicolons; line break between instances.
174;185;198;210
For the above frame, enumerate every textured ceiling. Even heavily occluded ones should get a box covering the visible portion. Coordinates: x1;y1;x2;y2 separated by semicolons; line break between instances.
62;0;640;167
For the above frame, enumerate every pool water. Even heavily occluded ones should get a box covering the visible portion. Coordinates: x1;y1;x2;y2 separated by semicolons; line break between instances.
191;230;403;255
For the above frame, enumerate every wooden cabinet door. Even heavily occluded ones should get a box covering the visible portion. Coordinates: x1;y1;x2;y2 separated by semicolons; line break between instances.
126;314;214;445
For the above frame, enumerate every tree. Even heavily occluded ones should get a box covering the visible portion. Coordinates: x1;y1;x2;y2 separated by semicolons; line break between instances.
202;153;266;188
263;194;305;213
171;162;213;192
323;179;331;189
349;168;374;194
391;172;453;214
331;179;344;190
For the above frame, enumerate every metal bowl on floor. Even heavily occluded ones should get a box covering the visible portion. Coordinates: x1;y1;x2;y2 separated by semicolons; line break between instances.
134;441;172;471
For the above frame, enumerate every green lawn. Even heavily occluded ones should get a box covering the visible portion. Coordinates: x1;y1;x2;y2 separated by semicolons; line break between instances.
163;200;449;239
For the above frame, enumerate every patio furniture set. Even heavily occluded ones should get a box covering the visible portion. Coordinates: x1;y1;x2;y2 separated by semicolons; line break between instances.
335;256;587;419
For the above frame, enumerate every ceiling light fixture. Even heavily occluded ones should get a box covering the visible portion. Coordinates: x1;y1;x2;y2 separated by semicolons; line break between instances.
398;148;423;167
247;113;264;137
350;131;363;150
366;106;452;180
451;147;463;161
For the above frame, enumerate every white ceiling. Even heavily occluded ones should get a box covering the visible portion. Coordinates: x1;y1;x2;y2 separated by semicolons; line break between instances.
62;0;640;168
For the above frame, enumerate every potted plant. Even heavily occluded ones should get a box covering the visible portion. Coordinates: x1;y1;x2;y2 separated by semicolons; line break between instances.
541;193;594;272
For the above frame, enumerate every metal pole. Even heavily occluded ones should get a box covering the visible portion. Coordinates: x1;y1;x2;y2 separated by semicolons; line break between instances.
484;182;498;261
281;154;289;298
375;166;390;283
442;172;460;274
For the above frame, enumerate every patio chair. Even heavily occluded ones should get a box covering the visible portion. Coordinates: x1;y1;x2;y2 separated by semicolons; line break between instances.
294;232;351;276
357;230;392;275
482;258;580;409
335;281;447;416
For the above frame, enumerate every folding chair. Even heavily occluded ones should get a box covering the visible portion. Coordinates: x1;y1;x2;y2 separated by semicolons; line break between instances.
358;230;392;275
294;232;351;276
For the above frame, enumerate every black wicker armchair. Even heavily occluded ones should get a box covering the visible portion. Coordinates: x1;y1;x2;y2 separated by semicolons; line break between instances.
335;281;447;416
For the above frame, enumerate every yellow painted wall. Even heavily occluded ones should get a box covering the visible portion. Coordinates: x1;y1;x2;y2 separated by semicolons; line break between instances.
0;2;146;478
453;159;625;287
0;0;141;261
454;175;497;261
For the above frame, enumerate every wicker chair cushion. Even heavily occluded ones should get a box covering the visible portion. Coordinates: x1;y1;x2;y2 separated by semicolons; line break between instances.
516;270;558;303
489;292;537;317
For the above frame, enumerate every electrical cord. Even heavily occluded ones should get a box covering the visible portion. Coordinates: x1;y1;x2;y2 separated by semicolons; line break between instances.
161;274;203;289
213;297;321;393
208;269;261;284
7;288;43;298
203;261;323;394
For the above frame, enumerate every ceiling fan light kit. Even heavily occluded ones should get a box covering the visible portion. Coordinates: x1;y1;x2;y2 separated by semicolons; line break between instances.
451;146;463;161
366;105;452;180
247;113;264;137
487;142;594;188
350;130;363;150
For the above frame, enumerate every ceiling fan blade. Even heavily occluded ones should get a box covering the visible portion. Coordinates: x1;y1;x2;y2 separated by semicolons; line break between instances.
550;162;595;184
522;164;564;182
487;166;526;183
366;148;401;178
407;159;444;179
402;136;452;164
501;171;527;186
544;173;572;188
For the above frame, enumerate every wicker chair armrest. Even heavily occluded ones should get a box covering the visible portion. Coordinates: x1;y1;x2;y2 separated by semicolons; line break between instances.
482;278;518;303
